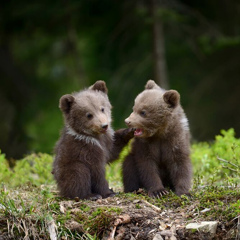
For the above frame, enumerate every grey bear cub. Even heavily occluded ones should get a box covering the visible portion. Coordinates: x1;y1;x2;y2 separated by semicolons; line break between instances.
53;80;133;200
123;80;192;198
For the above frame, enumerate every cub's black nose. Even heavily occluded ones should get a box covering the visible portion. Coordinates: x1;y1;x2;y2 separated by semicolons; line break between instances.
101;123;108;130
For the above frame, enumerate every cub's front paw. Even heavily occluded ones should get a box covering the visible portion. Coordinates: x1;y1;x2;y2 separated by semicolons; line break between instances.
89;194;102;201
125;128;135;139
148;188;169;198
103;189;116;198
118;128;135;141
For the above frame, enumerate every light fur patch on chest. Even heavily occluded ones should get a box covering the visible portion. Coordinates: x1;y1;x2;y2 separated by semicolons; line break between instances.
180;116;189;131
66;126;102;149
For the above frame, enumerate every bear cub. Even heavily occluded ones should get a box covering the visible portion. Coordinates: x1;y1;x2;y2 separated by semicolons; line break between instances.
123;80;192;198
53;81;133;200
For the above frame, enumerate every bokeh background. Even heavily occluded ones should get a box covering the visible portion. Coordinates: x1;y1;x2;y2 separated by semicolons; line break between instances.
1;0;240;159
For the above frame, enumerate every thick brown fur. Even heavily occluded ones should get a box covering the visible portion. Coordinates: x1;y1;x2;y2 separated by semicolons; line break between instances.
123;80;192;198
53;81;133;200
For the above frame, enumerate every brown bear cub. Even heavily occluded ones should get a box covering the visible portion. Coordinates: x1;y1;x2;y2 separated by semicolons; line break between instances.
123;80;192;198
53;81;133;200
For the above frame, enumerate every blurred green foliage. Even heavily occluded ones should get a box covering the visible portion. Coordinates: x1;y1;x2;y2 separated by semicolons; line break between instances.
192;128;240;185
0;152;54;187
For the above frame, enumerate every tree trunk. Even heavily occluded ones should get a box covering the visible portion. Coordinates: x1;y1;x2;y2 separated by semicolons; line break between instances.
150;0;169;89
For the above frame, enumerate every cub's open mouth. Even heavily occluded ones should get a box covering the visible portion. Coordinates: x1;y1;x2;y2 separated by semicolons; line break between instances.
134;128;143;136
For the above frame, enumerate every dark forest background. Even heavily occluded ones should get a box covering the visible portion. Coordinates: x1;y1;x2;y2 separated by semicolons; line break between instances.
1;0;240;159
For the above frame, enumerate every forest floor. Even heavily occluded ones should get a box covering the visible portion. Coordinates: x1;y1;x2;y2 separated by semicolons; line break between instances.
0;185;239;240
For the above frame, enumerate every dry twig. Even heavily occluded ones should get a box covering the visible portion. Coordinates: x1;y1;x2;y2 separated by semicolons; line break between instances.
142;200;161;212
108;214;131;240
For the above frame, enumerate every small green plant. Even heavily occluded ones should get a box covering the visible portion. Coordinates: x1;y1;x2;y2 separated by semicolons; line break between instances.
230;200;240;215
135;203;141;209
80;204;91;212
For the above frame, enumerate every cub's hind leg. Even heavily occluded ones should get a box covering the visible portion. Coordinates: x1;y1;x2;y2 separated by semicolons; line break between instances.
58;164;99;200
122;153;140;193
91;163;115;198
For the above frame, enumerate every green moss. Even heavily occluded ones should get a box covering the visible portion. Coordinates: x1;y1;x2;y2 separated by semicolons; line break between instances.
87;211;113;236
73;206;118;238
135;203;141;209
79;204;91;212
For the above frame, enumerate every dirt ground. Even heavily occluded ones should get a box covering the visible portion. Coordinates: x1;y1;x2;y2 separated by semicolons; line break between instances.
60;191;238;240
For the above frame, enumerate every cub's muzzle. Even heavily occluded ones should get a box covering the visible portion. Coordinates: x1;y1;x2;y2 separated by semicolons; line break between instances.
125;118;131;126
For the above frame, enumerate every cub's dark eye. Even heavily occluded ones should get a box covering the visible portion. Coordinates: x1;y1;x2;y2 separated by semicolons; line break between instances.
140;110;146;117
86;113;93;119
101;107;104;113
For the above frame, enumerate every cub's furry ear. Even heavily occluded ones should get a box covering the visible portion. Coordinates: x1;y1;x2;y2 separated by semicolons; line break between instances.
163;90;180;108
90;80;108;94
59;94;75;113
145;80;161;90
